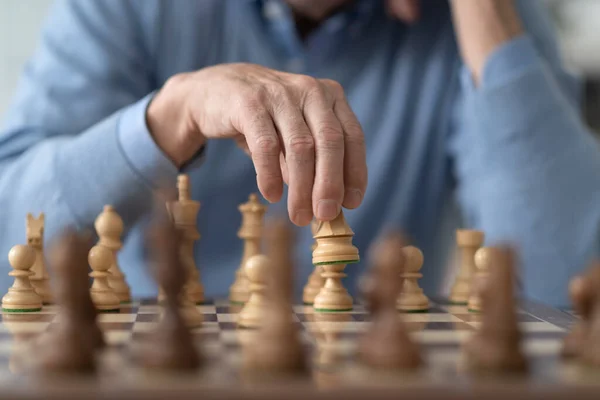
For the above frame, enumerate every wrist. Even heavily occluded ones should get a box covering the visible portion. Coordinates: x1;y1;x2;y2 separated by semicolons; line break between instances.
146;75;206;168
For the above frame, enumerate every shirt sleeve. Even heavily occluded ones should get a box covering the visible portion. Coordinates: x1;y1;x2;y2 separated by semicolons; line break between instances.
447;2;600;307
0;0;177;266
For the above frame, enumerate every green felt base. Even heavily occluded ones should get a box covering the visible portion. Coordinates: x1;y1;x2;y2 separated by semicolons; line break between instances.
314;307;353;313
402;309;430;314
303;302;314;306
468;308;481;313
99;309;120;313
230;301;245;306
314;260;359;266
2;308;42;313
449;301;468;306
120;301;132;305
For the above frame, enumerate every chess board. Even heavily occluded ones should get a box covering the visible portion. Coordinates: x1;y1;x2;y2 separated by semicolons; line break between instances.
0;298;597;400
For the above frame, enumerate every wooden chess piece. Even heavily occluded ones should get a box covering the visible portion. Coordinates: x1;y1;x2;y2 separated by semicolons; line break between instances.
303;219;325;305
95;205;131;303
88;244;121;312
450;230;484;304
140;212;201;370
396;246;429;312
33;230;97;374
580;263;600;366
244;219;307;376
166;174;204;304
468;247;492;312
359;232;422;370
230;193;267;304
561;268;595;359
462;247;527;374
313;211;360;312
237;254;270;328
2;244;42;312
26;213;53;304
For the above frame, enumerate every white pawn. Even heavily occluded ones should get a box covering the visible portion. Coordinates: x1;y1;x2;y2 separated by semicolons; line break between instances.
396;246;429;312
2;245;42;312
89;245;120;312
468;247;492;312
238;254;270;328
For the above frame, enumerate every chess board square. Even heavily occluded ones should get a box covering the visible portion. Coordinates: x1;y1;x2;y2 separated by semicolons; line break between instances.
523;338;562;356
138;305;160;314
99;322;135;331
136;313;159;323
454;313;541;323
202;314;218;322
132;322;157;333
216;314;236;323
198;305;217;314
191;322;219;334
216;306;242;314
524;331;567;340
303;321;367;333
117;306;139;314
414;330;472;344
98;314;137;323
219;322;237;330
403;314;464;323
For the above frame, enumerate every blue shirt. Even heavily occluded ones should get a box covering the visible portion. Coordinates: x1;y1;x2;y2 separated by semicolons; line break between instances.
1;0;599;307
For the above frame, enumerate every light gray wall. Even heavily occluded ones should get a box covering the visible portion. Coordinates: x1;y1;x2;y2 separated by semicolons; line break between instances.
0;0;53;119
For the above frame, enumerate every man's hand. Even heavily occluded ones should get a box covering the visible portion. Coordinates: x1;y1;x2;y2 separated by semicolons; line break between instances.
387;0;524;85
146;63;367;226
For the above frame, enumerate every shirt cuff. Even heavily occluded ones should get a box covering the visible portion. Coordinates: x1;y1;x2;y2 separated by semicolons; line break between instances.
460;35;539;91
117;92;179;186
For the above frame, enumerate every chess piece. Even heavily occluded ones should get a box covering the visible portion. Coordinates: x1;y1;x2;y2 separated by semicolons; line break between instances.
166;174;204;304
26;213;53;304
561;268;595;359
462;247;527;374
396;246;429;312
244;219;307;376
230;193;267;304
468;247;492;312
140;211;201;370
359;232;422;370
450;230;484;304
33;230;98;374
88;244;121;312
580;263;600;366
95;205;131;303
313;211;360;312
303;219;325;305
237;255;270;328
2;244;42;312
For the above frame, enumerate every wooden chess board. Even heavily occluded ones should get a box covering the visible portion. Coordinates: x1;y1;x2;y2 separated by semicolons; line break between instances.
0;298;597;400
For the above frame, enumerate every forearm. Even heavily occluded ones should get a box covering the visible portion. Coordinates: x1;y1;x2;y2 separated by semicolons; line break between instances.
459;41;600;306
450;0;524;85
0;96;179;256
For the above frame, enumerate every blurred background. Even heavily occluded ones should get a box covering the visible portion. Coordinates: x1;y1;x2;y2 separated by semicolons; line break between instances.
1;0;600;129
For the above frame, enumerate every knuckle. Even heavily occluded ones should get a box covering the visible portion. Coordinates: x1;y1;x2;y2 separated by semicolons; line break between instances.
287;134;315;156
317;126;344;149
295;75;319;90
254;134;279;157
322;79;344;97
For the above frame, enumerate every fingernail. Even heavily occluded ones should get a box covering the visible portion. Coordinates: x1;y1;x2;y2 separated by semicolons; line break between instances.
344;189;363;209
293;209;313;226
317;200;340;220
